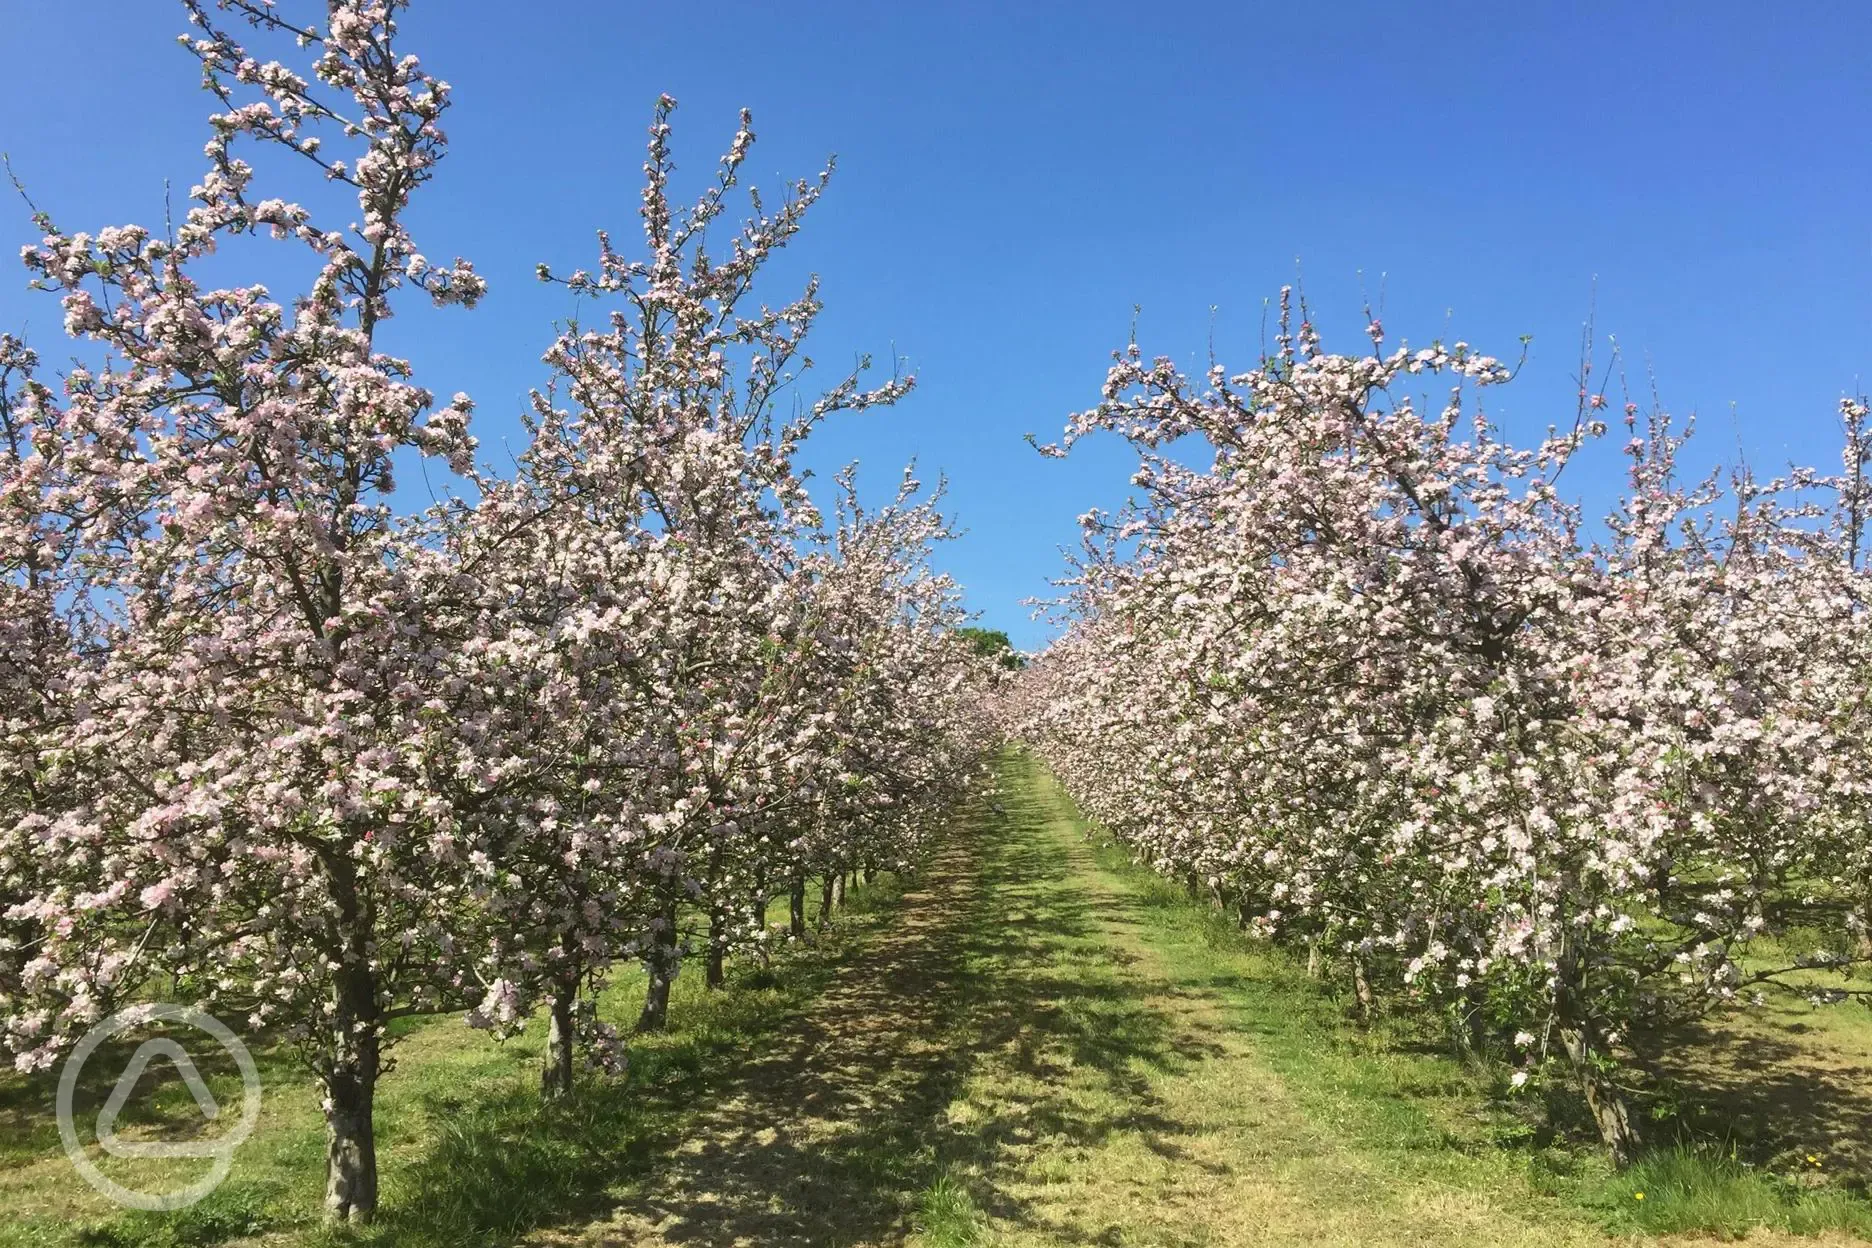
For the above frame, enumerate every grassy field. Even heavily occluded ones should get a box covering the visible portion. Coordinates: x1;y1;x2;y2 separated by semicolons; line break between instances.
3;748;1870;1246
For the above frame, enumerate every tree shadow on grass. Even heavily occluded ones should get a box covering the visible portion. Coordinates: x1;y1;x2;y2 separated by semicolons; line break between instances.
355;917;870;1247
381;776;1226;1247
0;1019;306;1171
1634;1012;1872;1186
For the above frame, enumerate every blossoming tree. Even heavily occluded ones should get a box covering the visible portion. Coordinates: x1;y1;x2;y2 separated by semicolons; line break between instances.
1011;296;1872;1163
0;1;994;1222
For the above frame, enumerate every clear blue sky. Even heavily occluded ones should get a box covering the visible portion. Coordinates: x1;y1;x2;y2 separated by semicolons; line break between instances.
4;1;1868;650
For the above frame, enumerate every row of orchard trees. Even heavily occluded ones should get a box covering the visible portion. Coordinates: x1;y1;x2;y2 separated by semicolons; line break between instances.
0;1;994;1224
1006;292;1872;1164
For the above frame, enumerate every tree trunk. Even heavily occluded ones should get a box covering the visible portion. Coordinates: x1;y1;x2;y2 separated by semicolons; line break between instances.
1559;1023;1641;1165
818;874;836;927
323;962;380;1223
706;907;726;989
754;895;768;932
1306;939;1321;980
1555;934;1641;1165
1351;957;1374;1024
322;855;380;1225
832;871;846;910
790;878;807;938
636;900;680;1033
863;862;876;886
323;1063;377;1224
1459;980;1489;1055
541;980;576;1099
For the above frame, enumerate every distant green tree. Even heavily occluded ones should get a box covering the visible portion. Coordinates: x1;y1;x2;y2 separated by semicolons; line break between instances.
953;626;1025;670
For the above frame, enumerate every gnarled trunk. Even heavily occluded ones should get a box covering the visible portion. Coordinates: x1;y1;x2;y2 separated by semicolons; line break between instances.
790;877;807;937
818;874;836;927
324;1064;377;1224
1559;1022;1641;1165
1555;933;1641;1165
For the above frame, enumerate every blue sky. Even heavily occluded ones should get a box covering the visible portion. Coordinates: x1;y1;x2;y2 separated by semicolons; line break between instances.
3;1;1868;650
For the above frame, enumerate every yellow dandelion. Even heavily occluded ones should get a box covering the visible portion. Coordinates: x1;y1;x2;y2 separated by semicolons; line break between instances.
1807;1154;1821;1166
1634;1191;1645;1201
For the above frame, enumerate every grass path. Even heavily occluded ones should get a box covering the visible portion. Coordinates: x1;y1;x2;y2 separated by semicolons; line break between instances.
533;825;986;1245
902;751;1614;1248
559;749;1867;1247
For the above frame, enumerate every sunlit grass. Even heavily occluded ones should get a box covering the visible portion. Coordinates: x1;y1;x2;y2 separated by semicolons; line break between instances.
1589;1144;1872;1239
914;1174;988;1248
1042;758;1872;1244
0;878;904;1248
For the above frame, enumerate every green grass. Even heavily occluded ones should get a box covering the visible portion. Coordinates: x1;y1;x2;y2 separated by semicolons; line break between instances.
0;876;907;1248
1033;750;1872;1244
1586;1145;1872;1239
913;1175;988;1248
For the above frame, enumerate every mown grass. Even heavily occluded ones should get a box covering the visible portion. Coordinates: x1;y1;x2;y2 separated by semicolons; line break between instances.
899;758;1602;1245
1039;750;1872;1244
0;876;908;1248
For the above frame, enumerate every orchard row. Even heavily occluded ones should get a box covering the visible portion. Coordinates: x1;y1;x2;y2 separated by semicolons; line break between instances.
0;2;998;1224
1004;292;1872;1164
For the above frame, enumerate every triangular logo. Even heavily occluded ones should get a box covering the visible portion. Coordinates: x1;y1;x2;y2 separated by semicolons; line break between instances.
95;1038;226;1159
